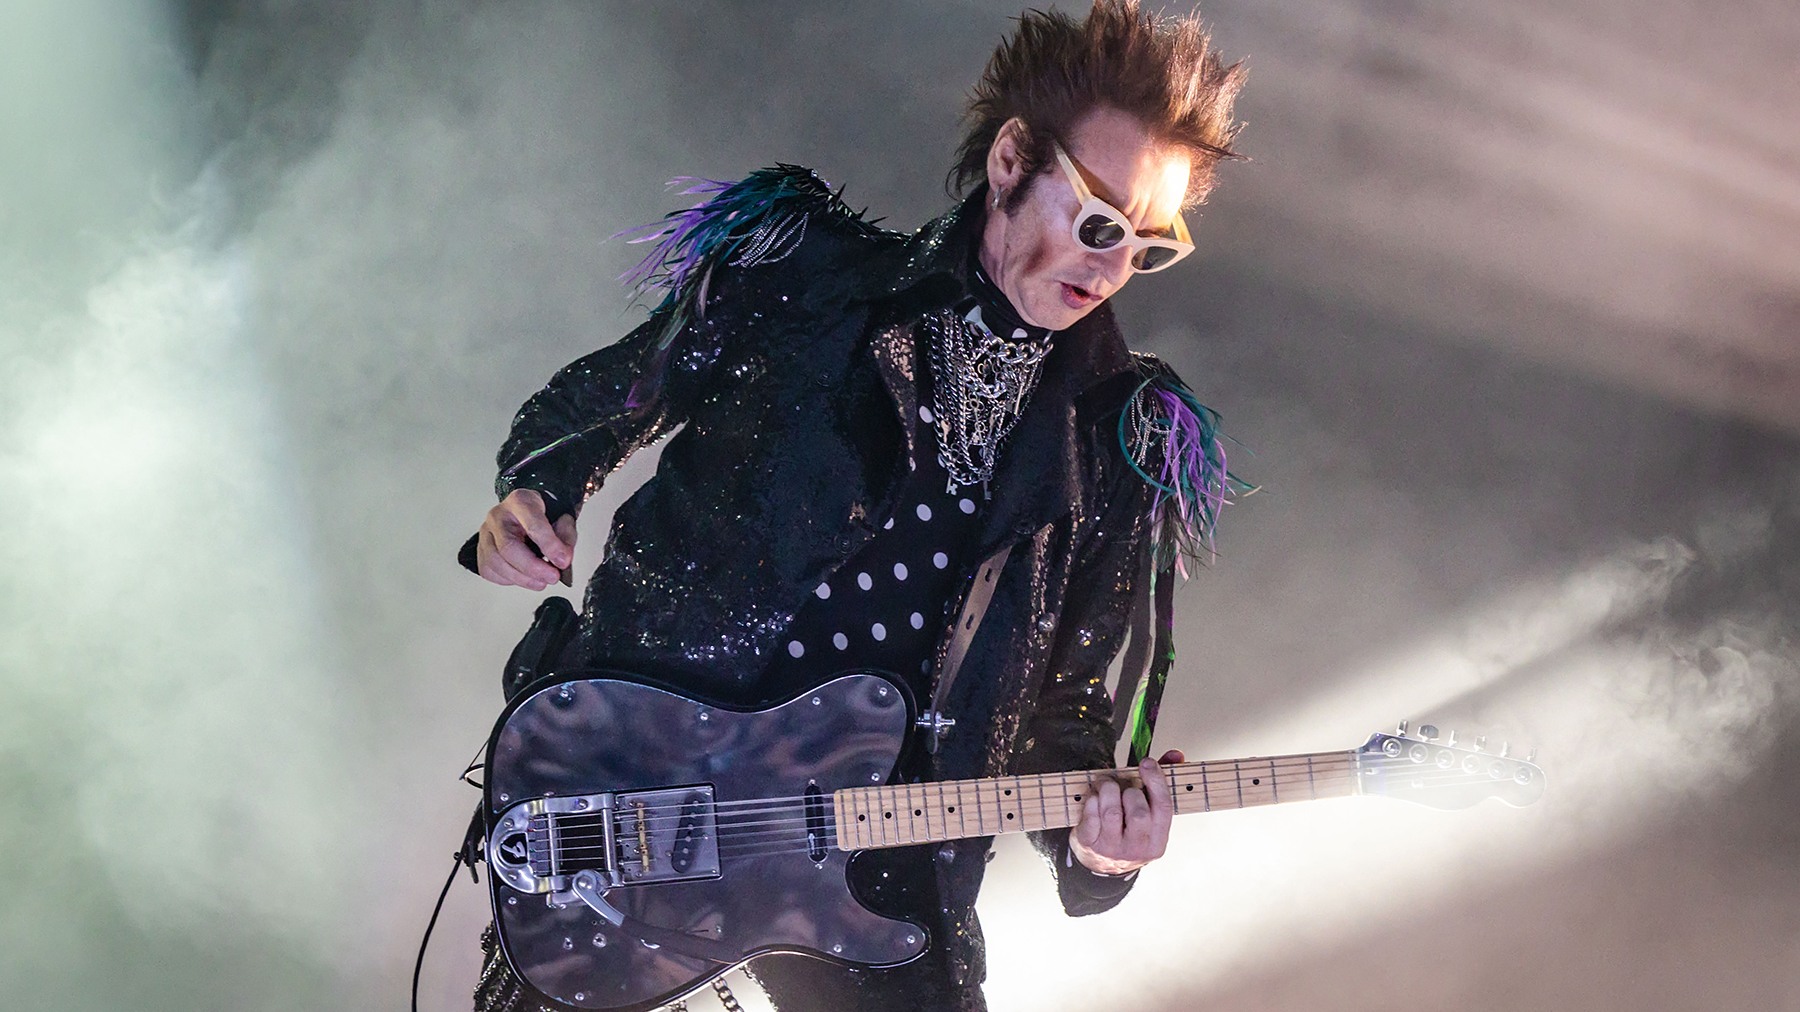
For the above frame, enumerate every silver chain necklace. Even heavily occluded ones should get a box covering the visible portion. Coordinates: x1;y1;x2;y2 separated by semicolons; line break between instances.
927;303;1053;497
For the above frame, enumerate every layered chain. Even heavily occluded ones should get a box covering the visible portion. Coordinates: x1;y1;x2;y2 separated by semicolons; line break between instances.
926;304;1053;497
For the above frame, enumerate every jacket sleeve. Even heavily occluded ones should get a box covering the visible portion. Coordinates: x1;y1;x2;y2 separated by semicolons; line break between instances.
1014;437;1158;916
490;310;696;524
460;165;881;573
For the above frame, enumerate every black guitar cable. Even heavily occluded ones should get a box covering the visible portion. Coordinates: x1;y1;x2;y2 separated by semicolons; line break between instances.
413;805;485;1012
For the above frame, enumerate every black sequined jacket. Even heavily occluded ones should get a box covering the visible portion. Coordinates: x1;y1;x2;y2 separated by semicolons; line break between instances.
477;175;1168;984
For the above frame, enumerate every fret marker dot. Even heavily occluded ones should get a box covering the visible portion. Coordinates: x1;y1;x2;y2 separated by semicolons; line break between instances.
833;633;849;651
787;641;805;658
959;498;975;514
893;562;908;581
871;622;887;641
857;572;873;591
933;552;948;569
910;612;924;629
916;504;932;521
815;583;830;599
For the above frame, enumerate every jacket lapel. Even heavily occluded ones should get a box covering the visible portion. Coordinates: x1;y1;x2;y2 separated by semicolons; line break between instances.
860;189;1141;552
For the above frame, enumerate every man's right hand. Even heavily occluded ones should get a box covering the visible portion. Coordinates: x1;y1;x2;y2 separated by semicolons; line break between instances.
477;489;577;591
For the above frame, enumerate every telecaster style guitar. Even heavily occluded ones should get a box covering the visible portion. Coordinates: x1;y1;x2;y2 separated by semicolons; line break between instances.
482;671;1545;1011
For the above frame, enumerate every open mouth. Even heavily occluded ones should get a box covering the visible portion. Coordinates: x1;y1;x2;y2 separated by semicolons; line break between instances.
1061;282;1100;308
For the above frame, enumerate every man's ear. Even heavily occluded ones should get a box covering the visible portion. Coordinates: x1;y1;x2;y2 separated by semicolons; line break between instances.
986;117;1030;196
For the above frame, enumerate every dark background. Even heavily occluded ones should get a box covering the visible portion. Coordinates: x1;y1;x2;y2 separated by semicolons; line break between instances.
2;2;1795;1009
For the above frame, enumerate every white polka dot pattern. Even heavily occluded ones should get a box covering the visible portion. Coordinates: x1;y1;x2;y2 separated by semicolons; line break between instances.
815;583;831;599
857;572;873;591
833;632;849;651
893;562;908;581
917;504;932;521
871;622;886;641
788;640;805;658
910;612;924;629
933;552;948;569
959;498;975;514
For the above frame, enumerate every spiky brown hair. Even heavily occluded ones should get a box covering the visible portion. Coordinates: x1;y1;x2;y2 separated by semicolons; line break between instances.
952;1;1245;210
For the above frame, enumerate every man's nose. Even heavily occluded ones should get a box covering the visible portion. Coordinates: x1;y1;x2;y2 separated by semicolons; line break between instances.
1090;244;1135;289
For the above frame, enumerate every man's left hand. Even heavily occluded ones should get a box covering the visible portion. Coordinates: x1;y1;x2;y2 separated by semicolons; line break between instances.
1069;749;1185;876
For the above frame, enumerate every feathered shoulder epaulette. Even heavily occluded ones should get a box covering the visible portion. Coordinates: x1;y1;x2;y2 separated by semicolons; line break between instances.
614;166;879;409
619;165;877;334
1119;354;1256;575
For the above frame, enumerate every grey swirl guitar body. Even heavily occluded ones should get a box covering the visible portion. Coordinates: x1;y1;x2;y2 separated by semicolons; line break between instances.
481;668;1549;1010
484;671;926;1012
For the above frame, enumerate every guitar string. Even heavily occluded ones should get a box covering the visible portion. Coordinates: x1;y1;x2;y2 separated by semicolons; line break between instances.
533;758;1508;847
523;755;1371;829
545;773;1510;868
543;765;1511;861
502;752;1365;822
536;759;1504;846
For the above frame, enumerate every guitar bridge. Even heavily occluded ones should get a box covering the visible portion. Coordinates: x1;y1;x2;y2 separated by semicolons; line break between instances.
489;785;722;904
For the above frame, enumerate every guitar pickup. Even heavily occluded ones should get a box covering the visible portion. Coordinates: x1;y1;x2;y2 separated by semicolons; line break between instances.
610;786;722;885
489;785;722;899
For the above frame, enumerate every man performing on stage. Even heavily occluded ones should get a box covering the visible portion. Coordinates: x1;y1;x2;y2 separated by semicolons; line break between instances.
460;3;1246;1008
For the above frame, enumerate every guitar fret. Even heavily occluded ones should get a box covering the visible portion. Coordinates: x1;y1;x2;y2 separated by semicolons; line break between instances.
835;751;1365;851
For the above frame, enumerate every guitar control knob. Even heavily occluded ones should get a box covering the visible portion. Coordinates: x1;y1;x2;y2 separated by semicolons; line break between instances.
1419;724;1439;742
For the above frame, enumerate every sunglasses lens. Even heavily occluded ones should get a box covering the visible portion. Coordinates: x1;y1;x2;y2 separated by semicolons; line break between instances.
1077;214;1126;250
1133;245;1180;271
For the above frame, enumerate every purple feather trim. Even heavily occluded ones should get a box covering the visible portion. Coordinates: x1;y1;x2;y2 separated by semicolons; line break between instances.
614;177;734;298
1121;374;1253;577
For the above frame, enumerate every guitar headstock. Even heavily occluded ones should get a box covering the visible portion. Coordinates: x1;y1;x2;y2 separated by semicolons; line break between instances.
1355;722;1546;809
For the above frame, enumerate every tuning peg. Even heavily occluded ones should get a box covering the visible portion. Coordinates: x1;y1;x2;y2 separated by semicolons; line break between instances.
1500;741;1513;758
1419;724;1439;742
1474;735;1487;752
1446;729;1458;748
1396;719;1409;738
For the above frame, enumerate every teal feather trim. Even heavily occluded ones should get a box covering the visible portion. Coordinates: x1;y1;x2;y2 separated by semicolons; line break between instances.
1118;362;1256;575
614;166;872;408
618;166;867;339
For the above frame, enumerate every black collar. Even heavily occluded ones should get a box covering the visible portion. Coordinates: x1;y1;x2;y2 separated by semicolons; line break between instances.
853;187;1137;398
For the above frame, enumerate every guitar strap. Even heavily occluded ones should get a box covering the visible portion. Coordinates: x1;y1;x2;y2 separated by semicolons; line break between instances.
922;543;1012;753
1121;559;1179;768
1110;550;1155;750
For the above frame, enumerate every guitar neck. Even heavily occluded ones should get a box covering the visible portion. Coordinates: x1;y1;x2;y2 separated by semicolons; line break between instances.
833;750;1360;850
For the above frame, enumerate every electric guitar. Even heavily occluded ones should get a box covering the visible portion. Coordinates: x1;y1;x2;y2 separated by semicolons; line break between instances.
483;671;1544;1011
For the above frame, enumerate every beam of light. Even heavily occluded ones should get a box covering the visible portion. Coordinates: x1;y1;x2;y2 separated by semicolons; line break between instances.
978;511;1791;1011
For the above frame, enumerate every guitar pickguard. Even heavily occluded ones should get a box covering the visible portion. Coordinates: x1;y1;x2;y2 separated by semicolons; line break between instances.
485;671;923;1012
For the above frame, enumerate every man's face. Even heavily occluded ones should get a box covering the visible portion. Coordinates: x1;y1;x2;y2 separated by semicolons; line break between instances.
979;106;1194;332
